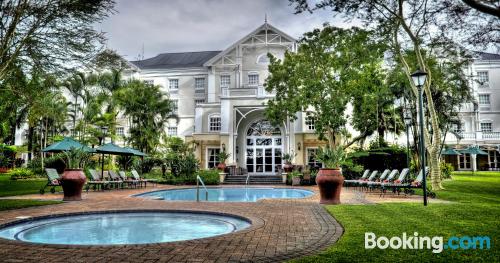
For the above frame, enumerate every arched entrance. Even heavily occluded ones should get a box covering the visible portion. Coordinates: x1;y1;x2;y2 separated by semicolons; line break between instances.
245;120;283;175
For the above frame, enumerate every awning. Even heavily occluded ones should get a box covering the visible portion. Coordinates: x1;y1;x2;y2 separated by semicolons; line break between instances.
441;148;462;156
459;146;488;155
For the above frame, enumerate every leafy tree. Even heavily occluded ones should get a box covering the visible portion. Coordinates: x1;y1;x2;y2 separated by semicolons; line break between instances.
289;0;480;189
0;0;115;80
116;80;176;153
265;26;387;150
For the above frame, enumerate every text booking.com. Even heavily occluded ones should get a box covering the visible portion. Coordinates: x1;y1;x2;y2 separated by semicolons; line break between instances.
365;232;491;253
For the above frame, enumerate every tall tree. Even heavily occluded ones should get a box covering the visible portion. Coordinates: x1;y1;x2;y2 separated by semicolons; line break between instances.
116;80;175;153
0;0;115;80
290;0;478;189
265;26;387;150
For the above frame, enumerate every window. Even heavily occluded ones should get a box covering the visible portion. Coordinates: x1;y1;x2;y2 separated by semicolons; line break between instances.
169;79;179;90
453;123;464;134
477;71;489;84
207;148;221;169
143;79;154;85
195;99;205;105
248;73;259;86
478;94;490;105
220;75;230;88
167;127;177;136
195;78;205;91
481;122;492;133
307;148;323;169
257;53;271;64
172;100;178;114
209;115;221;131
116;127;124;137
305;115;315;130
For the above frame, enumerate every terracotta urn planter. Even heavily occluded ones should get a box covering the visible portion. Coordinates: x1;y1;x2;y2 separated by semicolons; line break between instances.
283;163;294;173
61;169;86;201
0;167;9;174
217;163;226;171
316;168;344;204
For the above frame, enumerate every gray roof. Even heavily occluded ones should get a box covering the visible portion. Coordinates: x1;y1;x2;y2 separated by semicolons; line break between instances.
130;51;221;70
476;52;500;61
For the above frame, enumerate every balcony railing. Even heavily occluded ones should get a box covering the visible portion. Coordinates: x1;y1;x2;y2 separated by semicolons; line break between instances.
450;131;500;141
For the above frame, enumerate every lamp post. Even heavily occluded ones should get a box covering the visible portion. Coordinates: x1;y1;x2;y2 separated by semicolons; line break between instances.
403;103;412;170
411;69;428;206
98;126;108;178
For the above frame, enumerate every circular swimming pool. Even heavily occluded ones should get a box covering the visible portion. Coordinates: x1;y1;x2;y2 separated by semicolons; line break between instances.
0;211;251;245
135;187;314;202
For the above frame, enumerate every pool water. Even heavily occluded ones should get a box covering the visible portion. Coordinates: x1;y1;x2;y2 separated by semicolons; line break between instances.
0;211;250;245
136;187;314;202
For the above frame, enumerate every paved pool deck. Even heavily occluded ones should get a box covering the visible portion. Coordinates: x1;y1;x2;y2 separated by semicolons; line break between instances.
0;185;444;262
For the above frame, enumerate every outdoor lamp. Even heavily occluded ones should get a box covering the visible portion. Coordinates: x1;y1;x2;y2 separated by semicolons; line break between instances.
411;69;428;206
403;108;412;126
411;69;428;87
297;142;301;151
222;143;226;152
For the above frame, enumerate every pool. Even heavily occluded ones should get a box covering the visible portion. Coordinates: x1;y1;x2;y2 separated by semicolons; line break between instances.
135;187;314;202
0;211;251;245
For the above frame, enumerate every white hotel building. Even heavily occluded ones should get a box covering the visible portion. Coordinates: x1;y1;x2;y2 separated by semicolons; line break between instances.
125;23;325;174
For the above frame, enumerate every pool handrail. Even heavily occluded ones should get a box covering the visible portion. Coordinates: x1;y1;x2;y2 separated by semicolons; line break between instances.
196;175;209;201
245;173;250;187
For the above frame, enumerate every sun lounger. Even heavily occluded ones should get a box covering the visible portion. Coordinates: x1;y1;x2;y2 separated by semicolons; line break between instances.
379;168;410;196
367;169;397;190
357;170;381;189
85;169;111;192
131;169;158;187
344;169;370;187
108;170;125;189
119;171;139;188
40;168;61;194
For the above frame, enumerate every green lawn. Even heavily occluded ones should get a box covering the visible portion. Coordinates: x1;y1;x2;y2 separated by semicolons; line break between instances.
0;199;62;211
0;174;63;211
295;172;500;262
0;174;61;197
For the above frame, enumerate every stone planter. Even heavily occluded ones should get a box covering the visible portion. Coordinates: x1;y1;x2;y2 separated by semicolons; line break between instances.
292;176;301;186
0;167;9;173
219;172;227;184
281;173;287;183
315;168;344;205
61;169;86;201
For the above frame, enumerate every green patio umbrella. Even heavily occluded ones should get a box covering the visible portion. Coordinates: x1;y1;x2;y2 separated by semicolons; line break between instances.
123;147;147;157
441;148;462;156
95;143;135;177
42;137;94;153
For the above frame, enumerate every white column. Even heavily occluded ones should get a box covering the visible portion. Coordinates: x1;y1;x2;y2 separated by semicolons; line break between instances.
207;68;216;102
471;154;477;171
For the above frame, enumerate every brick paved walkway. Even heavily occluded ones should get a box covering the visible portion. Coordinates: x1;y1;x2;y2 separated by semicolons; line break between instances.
0;185;343;263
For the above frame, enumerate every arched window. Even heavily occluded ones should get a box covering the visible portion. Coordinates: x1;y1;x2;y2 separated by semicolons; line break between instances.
256;53;271;65
247;120;281;136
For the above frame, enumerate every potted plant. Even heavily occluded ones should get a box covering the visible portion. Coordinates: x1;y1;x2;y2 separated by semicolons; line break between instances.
315;146;346;204
282;151;296;173
216;150;231;171
59;147;91;201
290;170;302;186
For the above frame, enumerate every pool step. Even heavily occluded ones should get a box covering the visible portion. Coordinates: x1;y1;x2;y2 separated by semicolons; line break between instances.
223;175;284;185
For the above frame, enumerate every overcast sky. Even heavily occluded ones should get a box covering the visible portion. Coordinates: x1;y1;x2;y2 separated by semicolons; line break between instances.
97;0;356;61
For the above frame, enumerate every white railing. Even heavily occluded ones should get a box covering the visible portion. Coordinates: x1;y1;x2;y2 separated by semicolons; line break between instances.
483;132;500;139
245;174;250;187
196;175;208;202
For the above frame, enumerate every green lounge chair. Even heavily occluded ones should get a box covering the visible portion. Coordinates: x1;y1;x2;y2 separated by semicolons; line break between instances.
119;171;139;188
86;169;111;192
40;168;61;194
380;168;409;196
358;170;383;189
108;170;124;189
367;169;397;190
344;169;370;187
131;169;158;187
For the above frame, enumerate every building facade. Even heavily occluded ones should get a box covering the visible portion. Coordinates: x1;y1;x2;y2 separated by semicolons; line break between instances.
127;23;325;174
443;52;500;171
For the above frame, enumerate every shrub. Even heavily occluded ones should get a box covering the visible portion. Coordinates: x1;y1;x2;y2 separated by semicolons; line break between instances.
8;168;37;180
196;169;220;185
28;153;67;174
350;145;408;173
441;162;454;179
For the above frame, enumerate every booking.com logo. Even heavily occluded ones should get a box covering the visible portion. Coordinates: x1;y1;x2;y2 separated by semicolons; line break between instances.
365;232;491;253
